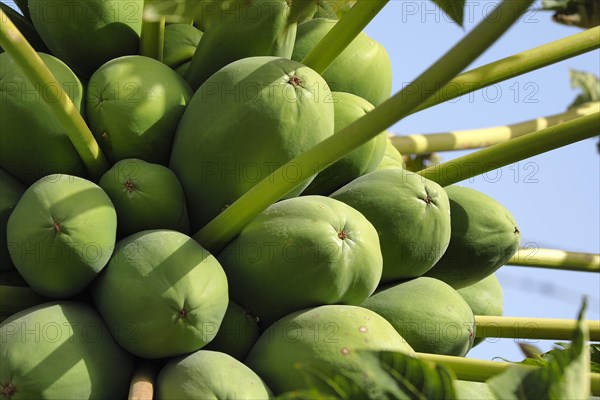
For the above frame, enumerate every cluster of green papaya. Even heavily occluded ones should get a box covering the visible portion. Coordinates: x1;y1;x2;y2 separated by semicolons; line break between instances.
1;1;519;398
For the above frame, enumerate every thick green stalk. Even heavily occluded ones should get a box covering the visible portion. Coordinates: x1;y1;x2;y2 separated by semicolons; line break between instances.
412;26;600;114
417;112;599;187
301;0;389;74
475;316;600;341
507;248;600;272
0;9;109;181
416;352;600;395
193;0;535;253
139;15;166;61
392;102;599;154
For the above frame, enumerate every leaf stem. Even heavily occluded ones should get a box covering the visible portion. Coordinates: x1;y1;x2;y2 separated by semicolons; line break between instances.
301;0;389;74
507;248;600;272
127;361;157;400
475;315;600;341
0;9;109;181
193;0;535;253
392;102;599;154
417;112;599;187
139;14;165;61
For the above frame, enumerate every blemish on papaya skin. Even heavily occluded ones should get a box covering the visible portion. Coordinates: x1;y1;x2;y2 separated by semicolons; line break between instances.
341;347;350;355
359;326;368;333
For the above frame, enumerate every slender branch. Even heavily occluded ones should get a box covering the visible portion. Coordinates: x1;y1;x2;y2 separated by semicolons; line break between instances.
193;0;536;253
475;315;600;341
301;0;389;74
417;112;599;187
127;361;157;400
507;248;600;273
391;102;600;154
139;15;165;61
411;26;600;114
0;9;109;181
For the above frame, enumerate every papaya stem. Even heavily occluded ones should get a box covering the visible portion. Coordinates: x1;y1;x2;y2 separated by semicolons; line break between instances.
0;9;109;181
140;12;165;61
301;0;389;74
392;102;600;154
416;352;600;395
411;26;600;114
193;0;535;253
475;315;600;341
417;112;599;187
127;361;157;400
507;248;600;272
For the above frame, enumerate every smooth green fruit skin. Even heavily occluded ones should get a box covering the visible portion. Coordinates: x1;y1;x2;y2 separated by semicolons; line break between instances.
28;0;143;78
292;18;393;106
163;24;203;71
331;169;451;283
203;300;260;361
92;230;228;359
0;52;86;185
0;301;134;399
454;380;496;400
98;158;190;238
302;92;387;195
170;56;335;231
457;273;503;347
7;174;116;298
362;277;475;356
0;270;48;321
425;185;521;289
0;169;26;272
245;305;415;395
157;350;272;400
375;138;405;171
218;196;383;324
86;55;192;165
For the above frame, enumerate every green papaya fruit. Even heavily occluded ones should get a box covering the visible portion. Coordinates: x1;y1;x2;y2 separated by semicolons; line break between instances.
28;0;143;78
245;304;414;395
375;138;406;171
218;195;382;324
86;55;192;165
163;23;203;72
454;380;496;400
0;52;86;184
362;277;476;356
0;269;47;322
331;169;451;283
292;18;393;106
457;273;504;347
0;3;49;53
0;169;26;272
425;185;521;288
156;350;272;400
91;229;229;359
302;92;387;195
0;301;134;399
7;174;117;298
203;300;260;361
98;158;189;238
170;56;335;231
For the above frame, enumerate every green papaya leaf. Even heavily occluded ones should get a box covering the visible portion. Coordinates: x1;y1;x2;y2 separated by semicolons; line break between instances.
590;344;600;373
430;0;466;27
568;69;600;109
487;300;591;399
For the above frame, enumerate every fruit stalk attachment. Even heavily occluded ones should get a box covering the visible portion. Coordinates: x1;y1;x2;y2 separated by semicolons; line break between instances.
417;112;599;187
127;362;157;400
193;0;535;253
507;248;600;272
0;8;109;180
475;315;600;341
140;14;166;61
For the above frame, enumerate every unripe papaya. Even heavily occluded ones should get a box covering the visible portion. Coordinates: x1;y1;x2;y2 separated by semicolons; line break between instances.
0;270;47;322
0;301;134;399
7;174;117;298
425;186;520;288
375;138;405;171
362;277;476;356
28;0;143;78
156;350;272;400
98;158;189;238
163;23;203;77
218;195;382;324
302;92;387;195
92;230;228;359
331;169;451;283
245;304;414;395
0;169;26;272
0;52;86;184
292;18;393;105
170;56;335;231
86;56;192;165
